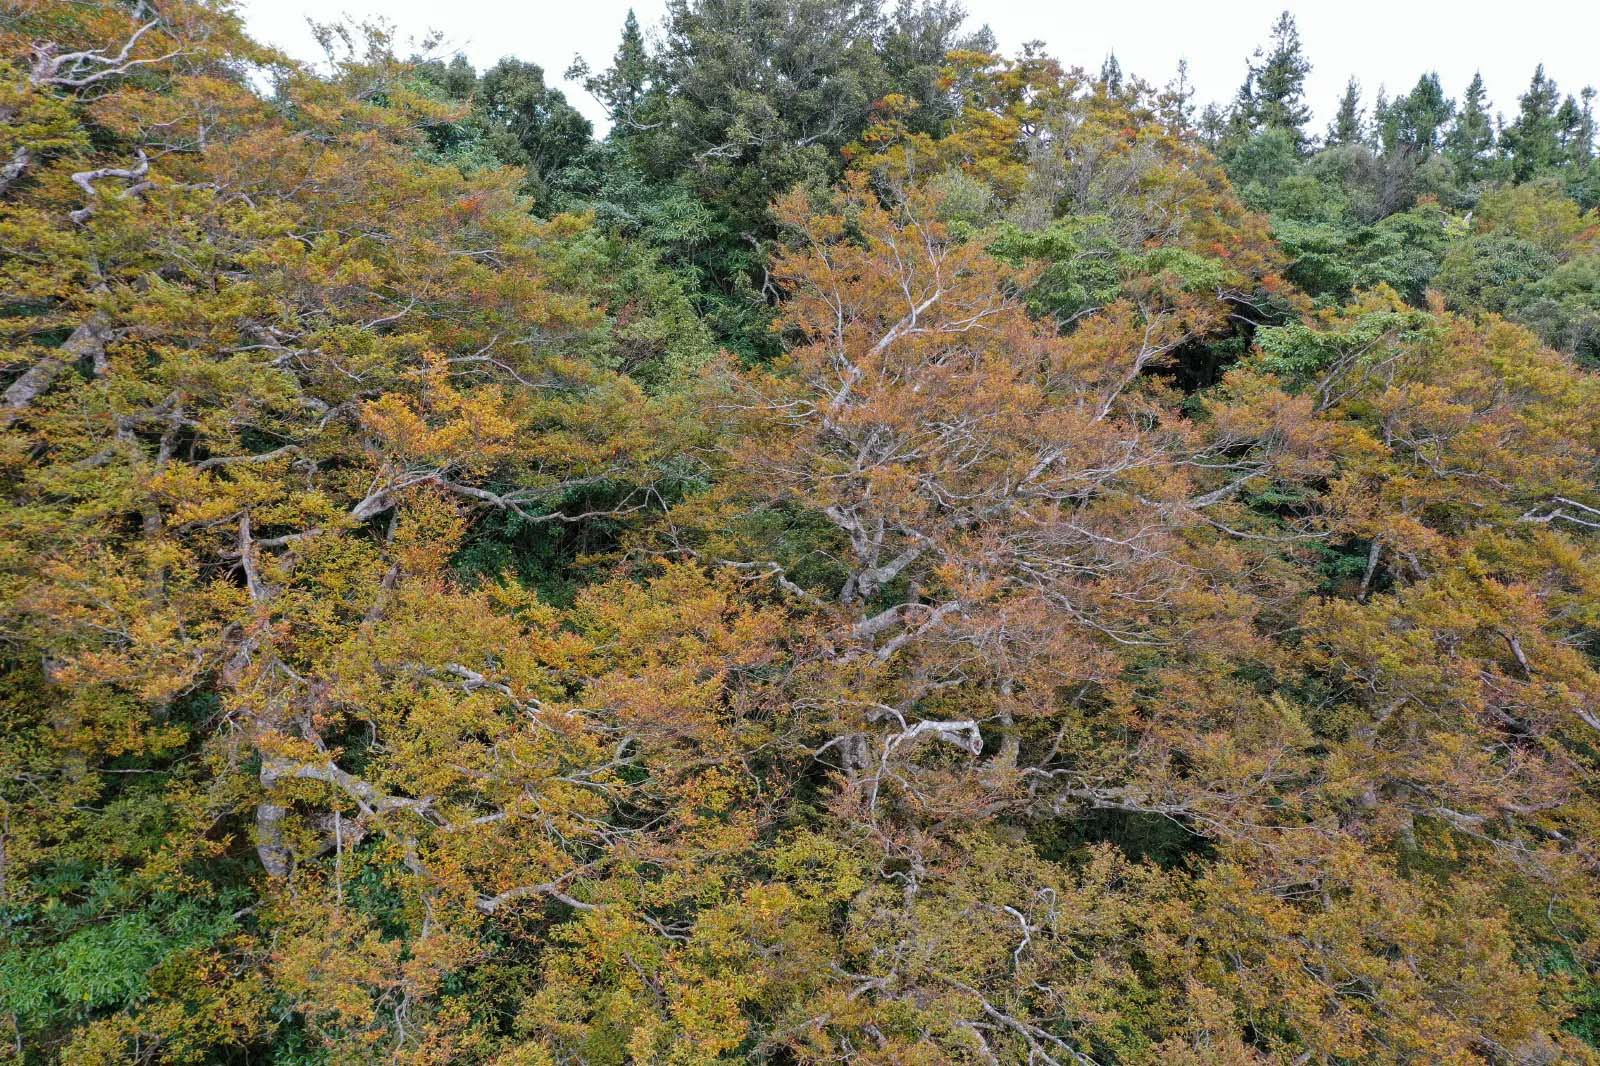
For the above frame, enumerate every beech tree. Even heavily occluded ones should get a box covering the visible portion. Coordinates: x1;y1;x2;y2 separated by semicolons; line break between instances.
6;3;1600;1063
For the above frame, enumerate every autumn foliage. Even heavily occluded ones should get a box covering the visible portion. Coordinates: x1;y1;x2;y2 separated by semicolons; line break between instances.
4;3;1600;1064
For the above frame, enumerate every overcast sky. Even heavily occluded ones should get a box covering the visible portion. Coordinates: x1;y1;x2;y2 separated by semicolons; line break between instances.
239;0;1599;135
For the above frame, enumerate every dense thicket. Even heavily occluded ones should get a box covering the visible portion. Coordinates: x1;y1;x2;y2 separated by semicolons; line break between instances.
3;3;1600;1064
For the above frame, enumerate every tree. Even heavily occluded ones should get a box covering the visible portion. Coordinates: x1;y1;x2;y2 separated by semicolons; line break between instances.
1369;85;1393;149
1391;72;1454;157
880;0;993;135
580;8;652;129
1436;232;1559;312
0;8;710;1058
475;58;593;187
1098;51;1123;94
1445;70;1496;182
1570;88;1600;209
1558;86;1597;169
1197;100;1227;148
410;54;595;204
1327;76;1364;146
1513;252;1600;363
10;5;1600;1062
1502;64;1564;179
623;0;886;207
1249;10;1313;149
580;0;983;358
1158;57;1198;132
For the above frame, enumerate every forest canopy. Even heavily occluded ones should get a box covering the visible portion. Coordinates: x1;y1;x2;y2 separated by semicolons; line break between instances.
4;2;1600;1063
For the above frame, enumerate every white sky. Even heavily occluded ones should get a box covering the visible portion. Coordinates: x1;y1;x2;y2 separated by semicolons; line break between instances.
238;0;1599;135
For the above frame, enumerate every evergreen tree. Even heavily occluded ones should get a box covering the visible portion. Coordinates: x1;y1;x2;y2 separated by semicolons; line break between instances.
1224;72;1258;147
1571;86;1600;208
1502;64;1563;179
1556;87;1596;167
1099;51;1123;94
475;58;593;181
1158;58;1198;131
1198;100;1227;149
1584;87;1599;156
581;9;653;129
1371;86;1400;152
413;52;478;100
1250;10;1313;149
1583;87;1599;157
1445;71;1496;181
1392;72;1453;156
881;0;992;134
1327;76;1364;146
411;55;592;197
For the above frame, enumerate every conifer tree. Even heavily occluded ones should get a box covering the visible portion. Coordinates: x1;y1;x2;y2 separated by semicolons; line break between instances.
1099;51;1123;94
1159;57;1196;125
1502;64;1563;179
580;8;652;129
1446;70;1497;181
1198;100;1227;149
1393;72;1453;156
1557;86;1597;167
1370;85;1394;150
1327;76;1364;146
1224;72;1258;147
1249;10;1313;149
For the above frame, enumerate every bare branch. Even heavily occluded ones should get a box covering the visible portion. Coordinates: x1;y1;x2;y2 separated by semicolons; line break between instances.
69;150;151;223
1;311;114;422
